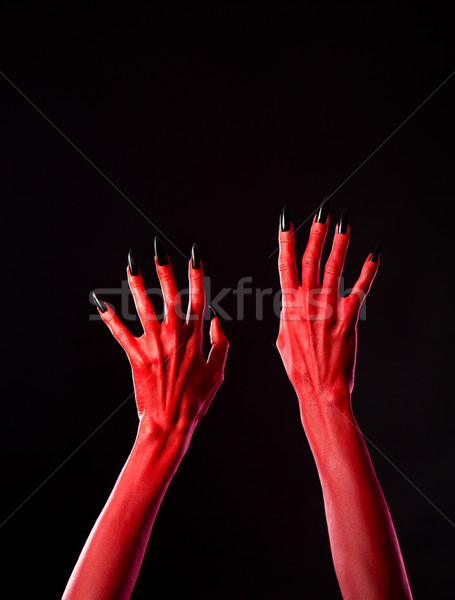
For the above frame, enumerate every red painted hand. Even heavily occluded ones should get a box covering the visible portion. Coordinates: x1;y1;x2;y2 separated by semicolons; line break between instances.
97;241;228;438
277;206;379;413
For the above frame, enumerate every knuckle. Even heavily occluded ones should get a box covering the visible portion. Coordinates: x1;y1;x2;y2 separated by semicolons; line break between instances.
166;296;176;309
279;233;293;244
309;228;321;241
302;256;316;271
187;313;202;323
191;294;204;308
349;288;364;302
159;269;173;282
279;259;291;272
190;270;202;281
140;308;156;322
133;357;152;371
324;261;339;277
183;337;198;356
191;302;204;316
129;280;143;291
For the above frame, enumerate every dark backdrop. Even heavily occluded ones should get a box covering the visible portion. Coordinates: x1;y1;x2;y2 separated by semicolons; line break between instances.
1;3;454;598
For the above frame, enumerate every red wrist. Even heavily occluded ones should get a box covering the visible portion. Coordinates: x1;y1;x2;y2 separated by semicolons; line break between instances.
297;386;352;420
136;417;194;456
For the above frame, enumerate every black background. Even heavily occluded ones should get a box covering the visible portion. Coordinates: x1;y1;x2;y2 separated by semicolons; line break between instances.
1;2;454;598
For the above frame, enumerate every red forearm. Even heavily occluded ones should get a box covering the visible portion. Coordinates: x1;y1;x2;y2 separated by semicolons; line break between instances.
63;421;191;600
72;246;228;599
299;390;412;600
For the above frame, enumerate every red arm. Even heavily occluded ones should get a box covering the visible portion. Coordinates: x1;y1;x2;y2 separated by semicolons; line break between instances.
63;240;228;600
277;204;412;599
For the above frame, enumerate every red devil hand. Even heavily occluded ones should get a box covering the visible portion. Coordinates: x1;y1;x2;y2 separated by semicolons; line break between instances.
95;239;228;439
277;204;379;413
276;203;412;600
64;239;228;600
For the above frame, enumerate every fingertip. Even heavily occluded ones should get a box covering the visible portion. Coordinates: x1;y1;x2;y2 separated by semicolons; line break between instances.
280;204;291;232
127;266;146;296
307;215;330;249
209;317;218;344
350;251;381;304
128;248;140;276
363;252;380;274
189;256;204;278
154;255;172;275
369;242;383;264
311;213;330;230
209;307;227;341
279;221;295;241
336;208;349;235
365;254;379;270
154;236;169;266
314;199;330;225
331;222;350;253
336;221;350;238
208;305;219;328
127;264;139;282
191;243;201;270
91;292;108;314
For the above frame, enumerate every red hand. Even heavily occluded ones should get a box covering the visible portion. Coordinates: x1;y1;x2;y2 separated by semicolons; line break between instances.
63;241;228;600
104;245;227;438
277;204;412;600
277;207;378;409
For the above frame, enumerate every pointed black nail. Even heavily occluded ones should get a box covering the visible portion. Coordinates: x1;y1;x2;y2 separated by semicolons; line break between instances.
370;243;383;263
128;248;140;276
280;205;290;232
191;243;200;269
208;305;222;328
154;236;169;266
336;208;349;234
315;199;329;224
91;292;108;313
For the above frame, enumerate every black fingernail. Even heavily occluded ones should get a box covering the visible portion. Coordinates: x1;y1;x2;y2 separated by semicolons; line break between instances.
369;243;382;263
280;205;290;232
191;243;200;269
128;248;140;276
91;292;108;313
154;236;169;266
336;208;349;234
208;305;222;328
315;199;329;224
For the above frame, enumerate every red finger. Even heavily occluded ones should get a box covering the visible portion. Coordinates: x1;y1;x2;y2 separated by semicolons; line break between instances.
206;310;229;386
154;237;182;323
186;244;205;330
278;206;300;301
127;249;157;333
92;293;137;355
322;209;350;299
301;202;330;289
345;244;381;322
